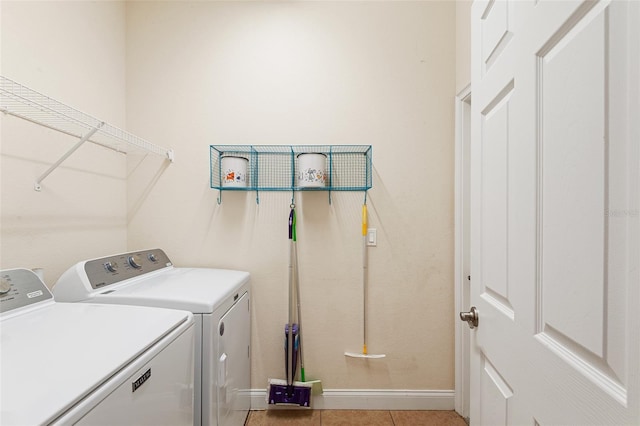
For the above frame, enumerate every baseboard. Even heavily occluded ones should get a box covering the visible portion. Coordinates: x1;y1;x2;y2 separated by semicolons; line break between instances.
250;388;455;410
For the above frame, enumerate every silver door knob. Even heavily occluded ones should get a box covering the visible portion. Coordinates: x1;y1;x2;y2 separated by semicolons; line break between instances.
460;306;479;329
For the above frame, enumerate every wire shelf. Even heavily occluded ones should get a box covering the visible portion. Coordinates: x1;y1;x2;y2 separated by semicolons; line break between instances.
210;145;372;203
0;75;173;159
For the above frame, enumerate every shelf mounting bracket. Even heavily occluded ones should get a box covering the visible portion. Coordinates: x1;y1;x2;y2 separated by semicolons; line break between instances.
34;122;104;191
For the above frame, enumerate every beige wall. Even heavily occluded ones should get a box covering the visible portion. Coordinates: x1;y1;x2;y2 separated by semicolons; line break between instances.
456;0;472;94
126;1;456;391
0;1;128;285
1;0;456;393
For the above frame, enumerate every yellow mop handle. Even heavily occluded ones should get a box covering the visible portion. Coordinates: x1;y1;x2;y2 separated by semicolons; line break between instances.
362;204;368;237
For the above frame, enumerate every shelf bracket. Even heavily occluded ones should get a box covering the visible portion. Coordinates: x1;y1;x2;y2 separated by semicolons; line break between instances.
34;123;104;191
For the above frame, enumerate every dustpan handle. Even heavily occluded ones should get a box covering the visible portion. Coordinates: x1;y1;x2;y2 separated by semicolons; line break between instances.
289;209;294;240
289;208;297;241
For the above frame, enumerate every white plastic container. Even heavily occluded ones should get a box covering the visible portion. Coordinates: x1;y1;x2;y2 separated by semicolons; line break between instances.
221;156;249;187
297;153;327;187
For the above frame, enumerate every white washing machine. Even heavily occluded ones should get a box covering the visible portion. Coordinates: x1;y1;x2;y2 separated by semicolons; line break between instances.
0;268;195;425
53;249;251;426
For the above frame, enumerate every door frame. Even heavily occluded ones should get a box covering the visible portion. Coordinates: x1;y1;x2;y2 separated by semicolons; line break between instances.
454;83;471;421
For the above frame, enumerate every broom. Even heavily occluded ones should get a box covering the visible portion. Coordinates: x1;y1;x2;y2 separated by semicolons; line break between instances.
267;206;313;407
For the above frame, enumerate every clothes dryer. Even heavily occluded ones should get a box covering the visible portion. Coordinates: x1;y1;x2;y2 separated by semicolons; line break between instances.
0;268;195;425
53;249;251;426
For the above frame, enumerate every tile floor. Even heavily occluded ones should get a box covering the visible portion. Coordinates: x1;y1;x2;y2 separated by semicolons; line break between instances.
245;410;467;426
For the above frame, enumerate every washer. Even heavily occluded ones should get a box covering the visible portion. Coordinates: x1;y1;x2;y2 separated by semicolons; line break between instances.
53;249;251;426
0;268;195;425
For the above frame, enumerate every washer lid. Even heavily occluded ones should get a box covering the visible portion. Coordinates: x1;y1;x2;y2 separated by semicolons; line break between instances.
79;268;250;314
0;302;192;425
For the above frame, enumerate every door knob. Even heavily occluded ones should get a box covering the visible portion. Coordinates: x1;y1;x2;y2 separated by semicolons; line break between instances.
460;306;479;329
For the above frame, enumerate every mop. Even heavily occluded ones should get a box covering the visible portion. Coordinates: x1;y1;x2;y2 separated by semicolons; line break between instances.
345;203;386;359
267;206;313;407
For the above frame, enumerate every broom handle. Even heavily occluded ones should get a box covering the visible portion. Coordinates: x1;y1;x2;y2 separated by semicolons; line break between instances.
362;204;369;356
291;209;307;381
287;209;295;386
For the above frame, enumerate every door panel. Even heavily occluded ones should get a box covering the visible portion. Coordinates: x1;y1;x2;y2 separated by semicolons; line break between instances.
481;0;514;74
538;0;607;360
481;80;515;317
470;0;639;423
536;0;630;404
479;355;513;426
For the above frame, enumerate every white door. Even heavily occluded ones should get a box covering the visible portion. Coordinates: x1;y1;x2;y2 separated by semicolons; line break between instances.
468;0;639;424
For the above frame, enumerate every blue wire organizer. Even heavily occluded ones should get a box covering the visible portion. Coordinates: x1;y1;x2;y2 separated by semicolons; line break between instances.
210;145;372;204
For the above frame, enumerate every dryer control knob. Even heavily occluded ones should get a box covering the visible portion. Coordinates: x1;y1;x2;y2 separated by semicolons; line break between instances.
148;253;158;263
104;261;119;273
128;255;143;269
0;277;11;294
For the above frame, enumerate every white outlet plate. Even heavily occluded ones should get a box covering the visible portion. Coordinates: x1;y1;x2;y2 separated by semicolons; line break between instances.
367;228;377;246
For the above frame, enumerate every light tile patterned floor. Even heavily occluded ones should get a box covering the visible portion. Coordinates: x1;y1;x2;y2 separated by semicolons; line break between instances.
245;410;467;426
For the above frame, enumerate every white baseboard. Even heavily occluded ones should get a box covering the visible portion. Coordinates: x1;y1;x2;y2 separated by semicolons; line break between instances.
250;389;455;411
